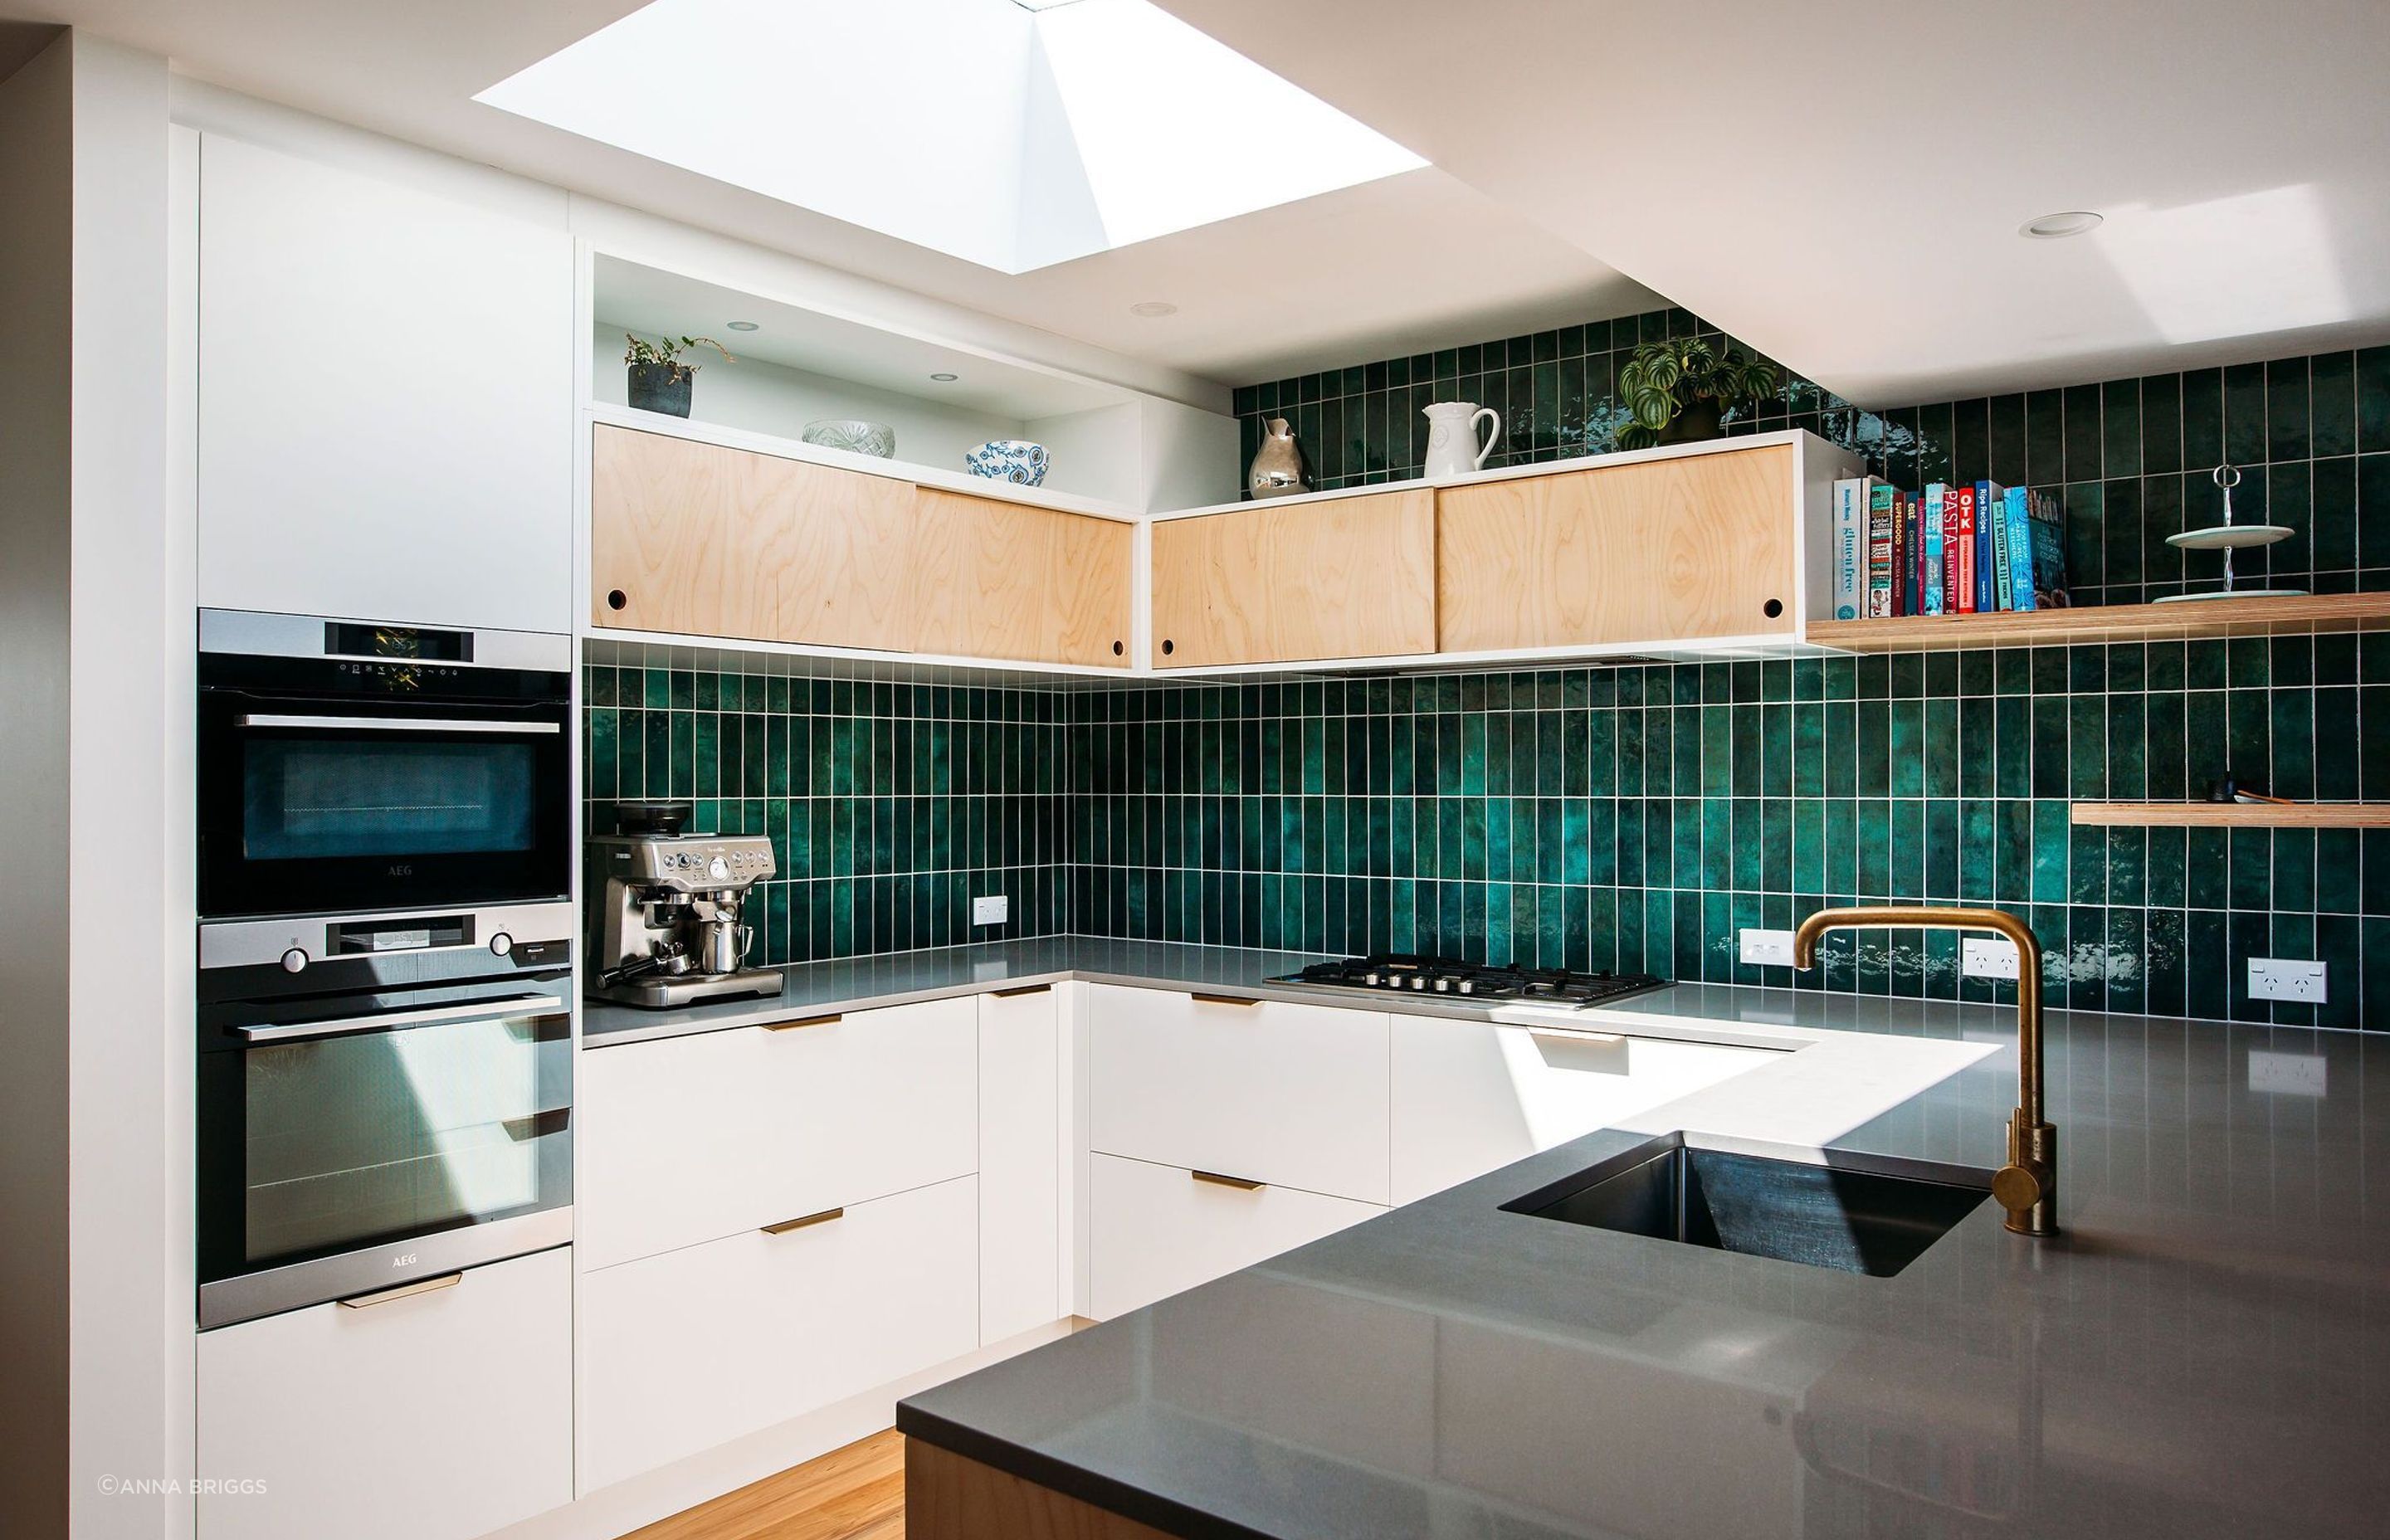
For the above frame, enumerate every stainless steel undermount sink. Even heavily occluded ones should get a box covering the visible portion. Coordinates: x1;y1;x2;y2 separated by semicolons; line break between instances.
1505;1133;1992;1278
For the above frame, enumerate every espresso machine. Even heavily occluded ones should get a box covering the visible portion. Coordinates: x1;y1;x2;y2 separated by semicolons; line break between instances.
586;802;785;1008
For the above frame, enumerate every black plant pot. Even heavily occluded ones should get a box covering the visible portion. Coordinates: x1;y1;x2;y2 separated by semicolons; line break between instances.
627;361;693;418
1657;398;1724;445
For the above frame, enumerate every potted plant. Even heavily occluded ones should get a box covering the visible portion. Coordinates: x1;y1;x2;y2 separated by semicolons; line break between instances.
1616;338;1781;447
623;333;734;418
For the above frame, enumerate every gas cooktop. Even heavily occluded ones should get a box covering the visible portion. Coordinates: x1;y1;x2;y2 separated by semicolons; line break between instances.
1270;954;1667;1009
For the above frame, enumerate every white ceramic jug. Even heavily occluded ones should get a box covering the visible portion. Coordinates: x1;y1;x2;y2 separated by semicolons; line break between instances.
1422;401;1500;477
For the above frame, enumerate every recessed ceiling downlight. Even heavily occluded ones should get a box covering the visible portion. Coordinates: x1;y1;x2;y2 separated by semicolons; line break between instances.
1129;300;1178;317
929;373;960;382
2021;210;2104;239
724;319;760;331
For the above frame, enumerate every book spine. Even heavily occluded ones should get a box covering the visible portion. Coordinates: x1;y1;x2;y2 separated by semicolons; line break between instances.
1923;484;1945;615
1988;482;2011;610
1866;481;1895;617
1832;479;1863;621
2006;486;2036;611
1954;484;1978;614
1890;491;1910;615
1973;480;1997;612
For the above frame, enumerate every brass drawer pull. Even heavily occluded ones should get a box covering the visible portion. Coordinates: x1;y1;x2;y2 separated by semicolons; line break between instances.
761;1013;841;1031
338;1272;461;1309
761;1207;845;1235
1525;1027;1626;1046
1191;1170;1265;1192
992;983;1052;998
1188;992;1260;1008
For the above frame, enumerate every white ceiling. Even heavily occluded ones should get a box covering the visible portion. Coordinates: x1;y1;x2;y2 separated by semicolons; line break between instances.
1158;0;2390;405
11;0;1655;387
22;0;2384;402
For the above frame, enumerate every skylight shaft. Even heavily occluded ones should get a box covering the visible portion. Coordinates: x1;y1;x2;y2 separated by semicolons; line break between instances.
476;0;1425;272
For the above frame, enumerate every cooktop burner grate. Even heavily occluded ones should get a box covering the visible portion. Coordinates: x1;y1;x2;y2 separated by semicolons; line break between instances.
1271;953;1666;1008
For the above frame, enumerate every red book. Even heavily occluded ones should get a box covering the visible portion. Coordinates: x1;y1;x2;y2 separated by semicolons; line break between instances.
1940;486;1962;614
1953;484;1978;614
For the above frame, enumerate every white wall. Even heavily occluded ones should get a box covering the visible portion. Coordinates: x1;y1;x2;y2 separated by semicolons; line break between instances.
0;34;76;1540
591;319;1027;477
0;29;178;1540
67;32;177;1540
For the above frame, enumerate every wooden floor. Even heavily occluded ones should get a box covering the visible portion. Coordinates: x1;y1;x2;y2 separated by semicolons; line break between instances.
629;1430;907;1540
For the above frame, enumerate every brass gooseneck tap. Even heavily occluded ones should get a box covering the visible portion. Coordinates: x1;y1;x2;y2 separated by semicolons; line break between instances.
1791;907;2058;1238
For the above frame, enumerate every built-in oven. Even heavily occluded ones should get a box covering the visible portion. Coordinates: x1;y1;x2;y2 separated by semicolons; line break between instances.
196;903;576;1328
198;609;573;923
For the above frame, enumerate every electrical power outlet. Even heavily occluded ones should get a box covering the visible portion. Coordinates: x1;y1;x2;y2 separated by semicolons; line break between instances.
2248;1050;2328;1096
2248;958;2327;1003
1963;937;2022;980
1739;928;1796;967
971;894;1009;927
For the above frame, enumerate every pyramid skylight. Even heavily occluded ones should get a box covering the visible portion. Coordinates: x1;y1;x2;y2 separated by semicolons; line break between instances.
478;0;1426;273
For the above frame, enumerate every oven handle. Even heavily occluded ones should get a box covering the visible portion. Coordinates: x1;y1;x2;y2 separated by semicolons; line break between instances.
232;993;568;1044
237;714;562;735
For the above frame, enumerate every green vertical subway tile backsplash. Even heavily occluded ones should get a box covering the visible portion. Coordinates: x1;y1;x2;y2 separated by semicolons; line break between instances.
583;664;1071;967
1067;644;2388;1030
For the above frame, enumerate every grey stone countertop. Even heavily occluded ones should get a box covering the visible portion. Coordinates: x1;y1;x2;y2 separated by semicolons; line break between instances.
762;940;2390;1540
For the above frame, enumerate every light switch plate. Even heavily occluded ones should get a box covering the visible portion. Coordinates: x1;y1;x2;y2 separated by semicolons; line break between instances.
2249;1050;2327;1096
1963;937;2022;980
971;894;1009;927
1739;928;1795;967
2248;958;2327;1003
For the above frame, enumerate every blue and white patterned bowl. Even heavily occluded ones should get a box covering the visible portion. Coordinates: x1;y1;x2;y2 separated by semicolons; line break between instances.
964;439;1050;486
800;418;895;459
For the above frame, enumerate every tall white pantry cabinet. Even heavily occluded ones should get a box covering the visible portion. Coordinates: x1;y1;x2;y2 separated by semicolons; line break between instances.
194;132;574;634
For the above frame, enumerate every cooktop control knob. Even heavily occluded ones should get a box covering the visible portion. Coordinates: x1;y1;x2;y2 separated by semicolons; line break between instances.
280;948;308;974
489;933;515;958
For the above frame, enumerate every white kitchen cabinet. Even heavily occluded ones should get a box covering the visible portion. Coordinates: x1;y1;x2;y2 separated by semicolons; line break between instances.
576;996;978;1270
195;1247;571;1540
197;133;573;632
1086;1153;1383;1321
578;1175;980;1492
1390;1017;1778;1204
1085;984;1391;1205
978;985;1063;1343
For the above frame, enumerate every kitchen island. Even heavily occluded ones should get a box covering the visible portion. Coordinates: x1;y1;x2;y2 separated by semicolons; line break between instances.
843;947;2390;1540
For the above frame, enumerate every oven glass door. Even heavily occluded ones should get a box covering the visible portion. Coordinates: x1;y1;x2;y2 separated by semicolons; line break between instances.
198;991;572;1309
199;696;570;918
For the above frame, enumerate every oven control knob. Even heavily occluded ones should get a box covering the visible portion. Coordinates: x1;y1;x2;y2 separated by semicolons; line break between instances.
279;948;308;974
489;933;515;958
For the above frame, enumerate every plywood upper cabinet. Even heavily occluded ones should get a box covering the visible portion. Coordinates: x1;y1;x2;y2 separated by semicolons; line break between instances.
590;425;916;651
910;488;1132;667
1150;489;1436;668
1436;446;1798;651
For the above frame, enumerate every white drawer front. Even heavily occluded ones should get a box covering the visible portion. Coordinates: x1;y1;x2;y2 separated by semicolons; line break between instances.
578;1174;979;1492
197;1248;571;1540
978;986;1063;1343
1086;984;1390;1203
578;996;977;1269
1087;1153;1382;1321
1391;1018;1778;1204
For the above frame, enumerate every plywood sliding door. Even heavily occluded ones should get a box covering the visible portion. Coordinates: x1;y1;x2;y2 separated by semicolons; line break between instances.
910;489;1133;667
1149;489;1436;668
1436;446;1796;651
589;424;916;651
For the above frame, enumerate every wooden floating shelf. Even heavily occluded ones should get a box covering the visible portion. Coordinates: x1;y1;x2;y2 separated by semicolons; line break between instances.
2071;802;2390;829
1807;592;2390;653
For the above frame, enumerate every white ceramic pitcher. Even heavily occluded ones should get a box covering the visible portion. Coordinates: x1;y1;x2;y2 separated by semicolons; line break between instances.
1422;401;1500;477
